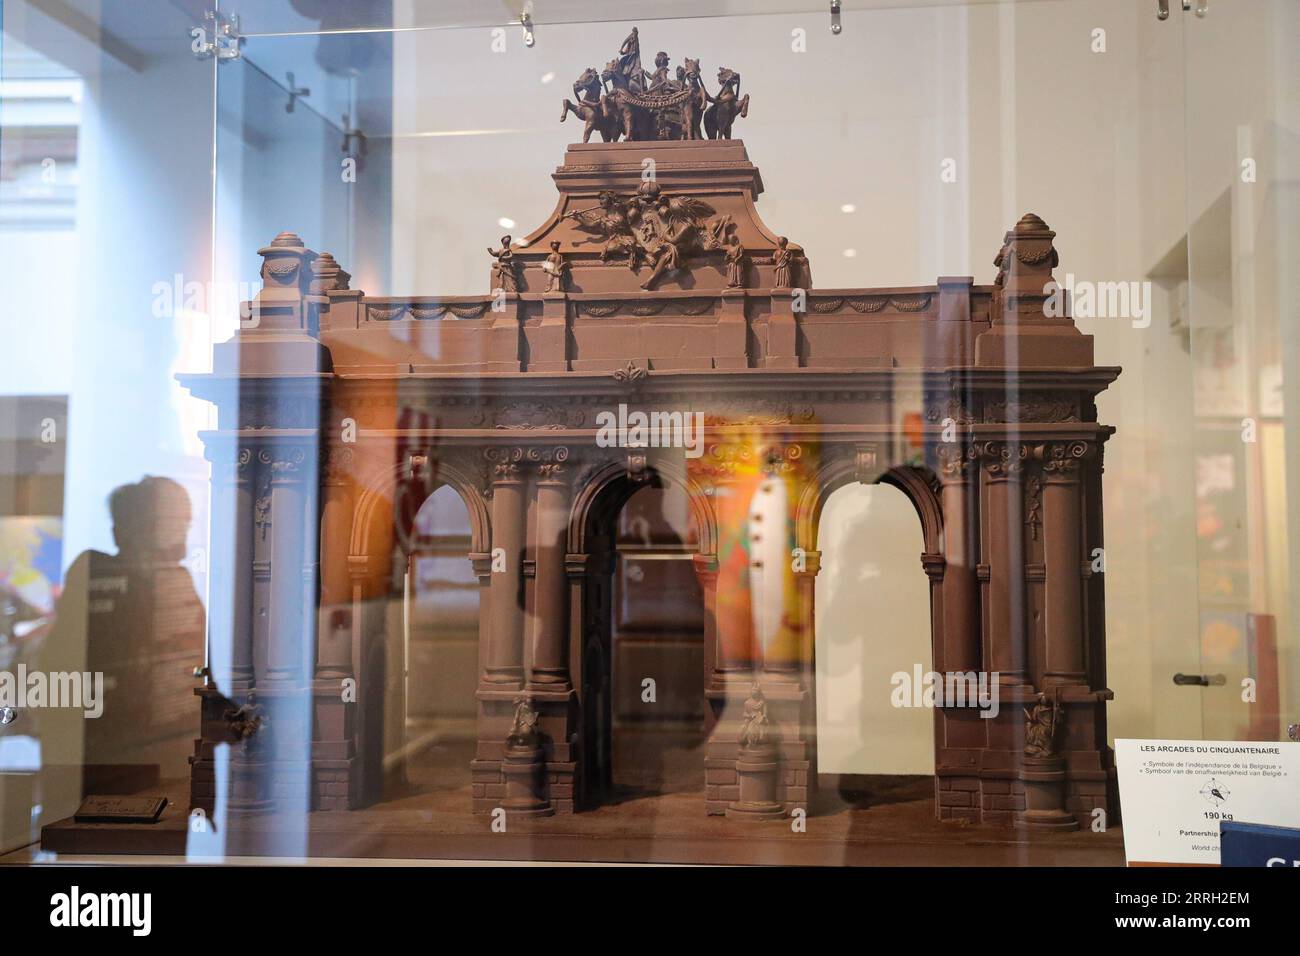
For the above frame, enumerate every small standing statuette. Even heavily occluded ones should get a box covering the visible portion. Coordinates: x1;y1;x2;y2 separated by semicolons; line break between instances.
507;694;542;749
772;236;793;289
543;239;569;292
1023;692;1061;758
738;683;770;750
724;234;747;289
488;234;518;293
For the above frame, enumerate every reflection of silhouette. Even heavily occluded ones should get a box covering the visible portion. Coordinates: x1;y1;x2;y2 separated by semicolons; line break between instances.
44;476;205;794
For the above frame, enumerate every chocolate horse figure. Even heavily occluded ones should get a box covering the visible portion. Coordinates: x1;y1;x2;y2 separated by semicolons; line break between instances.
561;67;621;143
703;66;749;140
570;30;749;142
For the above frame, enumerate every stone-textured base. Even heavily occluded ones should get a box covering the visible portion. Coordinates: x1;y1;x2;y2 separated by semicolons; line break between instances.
704;679;813;816
936;770;1113;828
471;760;577;815
311;757;360;811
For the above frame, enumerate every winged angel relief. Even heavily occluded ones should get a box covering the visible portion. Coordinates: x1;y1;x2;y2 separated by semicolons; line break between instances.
564;180;733;290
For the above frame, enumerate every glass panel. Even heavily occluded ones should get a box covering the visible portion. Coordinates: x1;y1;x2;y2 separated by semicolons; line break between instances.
6;0;1297;878
1182;0;1298;742
190;1;1196;863
0;0;217;854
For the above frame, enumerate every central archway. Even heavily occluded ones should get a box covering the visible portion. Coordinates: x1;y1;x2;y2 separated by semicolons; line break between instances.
570;461;716;809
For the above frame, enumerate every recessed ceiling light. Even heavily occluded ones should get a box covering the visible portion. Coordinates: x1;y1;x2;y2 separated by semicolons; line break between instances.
541;72;555;84
498;217;516;229
840;203;856;214
842;248;858;258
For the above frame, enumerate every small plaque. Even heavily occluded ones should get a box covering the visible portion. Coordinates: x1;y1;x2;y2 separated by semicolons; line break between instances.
1115;739;1300;865
74;795;168;824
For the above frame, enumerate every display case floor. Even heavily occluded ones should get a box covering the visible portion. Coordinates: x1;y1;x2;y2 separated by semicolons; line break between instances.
33;771;1125;867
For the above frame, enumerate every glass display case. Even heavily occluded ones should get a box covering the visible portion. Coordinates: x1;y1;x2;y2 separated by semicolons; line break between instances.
1;0;1296;883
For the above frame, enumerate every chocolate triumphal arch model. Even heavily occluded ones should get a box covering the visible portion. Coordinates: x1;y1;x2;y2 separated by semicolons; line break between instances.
184;31;1119;832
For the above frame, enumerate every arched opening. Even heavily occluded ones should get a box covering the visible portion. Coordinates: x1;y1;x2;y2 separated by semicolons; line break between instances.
381;483;480;801
815;480;935;810
582;477;707;807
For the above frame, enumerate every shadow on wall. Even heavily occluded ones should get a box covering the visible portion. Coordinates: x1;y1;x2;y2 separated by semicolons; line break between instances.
815;482;934;777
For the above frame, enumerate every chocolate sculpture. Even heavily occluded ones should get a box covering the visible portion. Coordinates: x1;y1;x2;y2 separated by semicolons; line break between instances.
561;29;747;142
173;28;1119;840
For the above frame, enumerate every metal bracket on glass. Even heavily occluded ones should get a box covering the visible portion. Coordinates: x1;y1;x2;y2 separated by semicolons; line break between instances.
191;10;242;61
341;113;367;161
1289;723;1299;742
1157;0;1207;20
0;706;16;725
285;72;310;113
830;1;842;35
521;7;535;48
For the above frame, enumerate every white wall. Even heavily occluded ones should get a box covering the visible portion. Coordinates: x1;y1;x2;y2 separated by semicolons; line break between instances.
816;483;933;775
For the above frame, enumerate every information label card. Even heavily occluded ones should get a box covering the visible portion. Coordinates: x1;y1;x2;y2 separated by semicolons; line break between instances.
1114;738;1300;866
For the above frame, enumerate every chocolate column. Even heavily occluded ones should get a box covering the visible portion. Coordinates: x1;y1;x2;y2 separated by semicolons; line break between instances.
530;456;571;688
792;548;821;683
206;443;255;693
981;441;1026;684
484;454;525;687
266;446;311;684
315;447;354;681
1040;441;1089;686
937;443;980;673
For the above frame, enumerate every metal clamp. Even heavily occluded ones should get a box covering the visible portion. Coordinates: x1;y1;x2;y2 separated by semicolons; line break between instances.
341;112;367;161
191;10;242;61
1158;0;1207;19
522;10;535;48
831;1;842;35
285;72;310;113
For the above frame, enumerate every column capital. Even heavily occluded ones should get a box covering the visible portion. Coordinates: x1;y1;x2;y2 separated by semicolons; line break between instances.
321;445;355;485
265;444;311;482
1032;439;1095;480
537;460;568;483
920;551;946;579
975;439;1029;478
934;441;977;481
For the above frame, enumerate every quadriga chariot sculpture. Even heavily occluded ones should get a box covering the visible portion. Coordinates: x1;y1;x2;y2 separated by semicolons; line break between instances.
561;27;749;142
